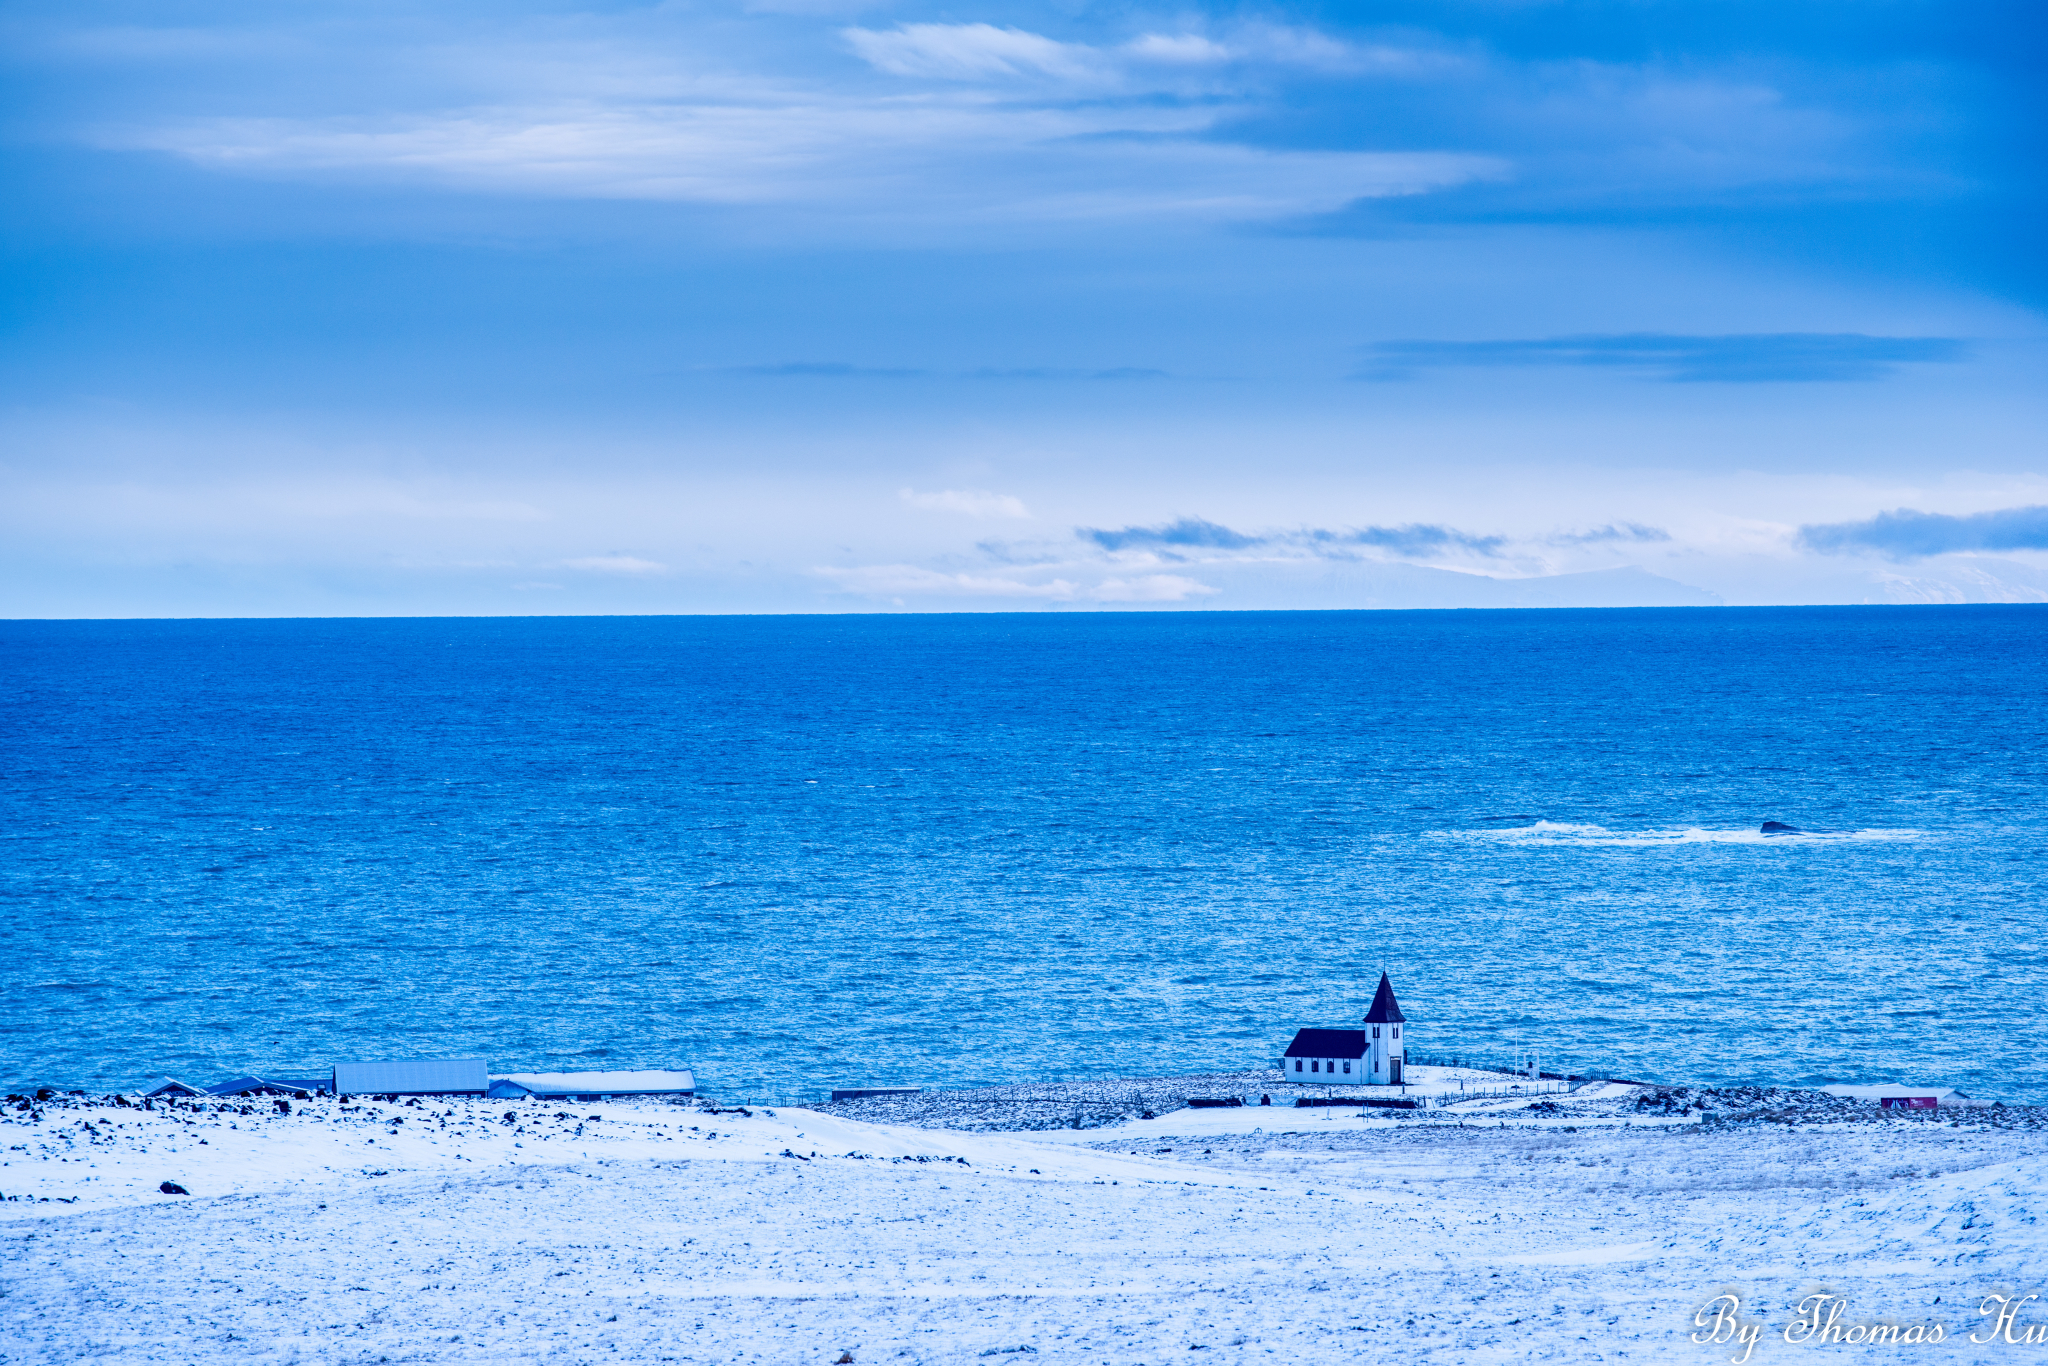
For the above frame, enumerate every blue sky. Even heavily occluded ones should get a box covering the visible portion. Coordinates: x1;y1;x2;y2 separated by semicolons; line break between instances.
3;0;2045;614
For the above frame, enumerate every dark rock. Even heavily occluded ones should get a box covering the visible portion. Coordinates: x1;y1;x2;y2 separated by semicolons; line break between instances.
158;1181;189;1195
1760;821;1803;835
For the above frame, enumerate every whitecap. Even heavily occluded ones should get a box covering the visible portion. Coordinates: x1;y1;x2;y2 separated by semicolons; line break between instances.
1425;821;1921;847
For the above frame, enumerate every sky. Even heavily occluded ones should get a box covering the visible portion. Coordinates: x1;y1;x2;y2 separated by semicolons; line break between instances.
3;0;2045;615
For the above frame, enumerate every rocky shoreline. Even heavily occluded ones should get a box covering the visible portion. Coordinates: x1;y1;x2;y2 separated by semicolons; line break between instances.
9;1069;2038;1146
815;1069;2045;1133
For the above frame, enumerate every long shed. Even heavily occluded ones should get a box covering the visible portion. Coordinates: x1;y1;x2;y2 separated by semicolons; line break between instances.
333;1057;489;1096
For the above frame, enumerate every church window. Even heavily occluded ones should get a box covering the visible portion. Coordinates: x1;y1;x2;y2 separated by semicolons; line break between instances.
1294;1060;1302;1072
1343;1062;1351;1074
1372;1026;1380;1038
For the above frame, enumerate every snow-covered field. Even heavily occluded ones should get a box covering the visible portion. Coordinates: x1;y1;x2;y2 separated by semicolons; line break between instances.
4;1073;2045;1364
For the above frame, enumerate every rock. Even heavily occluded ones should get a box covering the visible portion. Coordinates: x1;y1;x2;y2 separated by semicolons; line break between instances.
1759;821;1803;836
158;1181;189;1195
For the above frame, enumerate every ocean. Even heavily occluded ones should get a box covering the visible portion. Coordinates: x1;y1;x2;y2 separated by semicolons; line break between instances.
3;607;2044;1101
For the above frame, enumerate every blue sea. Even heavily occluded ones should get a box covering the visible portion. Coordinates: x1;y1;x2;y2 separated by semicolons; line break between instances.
3;608;2044;1101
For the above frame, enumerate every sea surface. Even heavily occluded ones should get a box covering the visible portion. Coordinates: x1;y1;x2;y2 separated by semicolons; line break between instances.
3;608;2044;1101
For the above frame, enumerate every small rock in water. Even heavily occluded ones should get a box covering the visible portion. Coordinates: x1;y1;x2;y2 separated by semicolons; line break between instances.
1760;821;1803;836
158;1181;189;1195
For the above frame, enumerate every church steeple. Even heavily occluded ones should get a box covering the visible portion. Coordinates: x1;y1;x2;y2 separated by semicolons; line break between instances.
1363;970;1406;1024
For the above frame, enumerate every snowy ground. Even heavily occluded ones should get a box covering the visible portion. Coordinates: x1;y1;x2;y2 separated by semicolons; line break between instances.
4;1074;2045;1364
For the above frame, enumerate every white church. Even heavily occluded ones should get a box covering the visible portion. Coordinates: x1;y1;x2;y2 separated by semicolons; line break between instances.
1281;971;1408;1085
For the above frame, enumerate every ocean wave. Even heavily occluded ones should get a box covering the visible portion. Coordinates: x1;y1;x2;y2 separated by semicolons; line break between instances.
1427;821;1922;847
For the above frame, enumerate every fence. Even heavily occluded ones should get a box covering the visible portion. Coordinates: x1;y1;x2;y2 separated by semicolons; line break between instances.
1407;1053;1642;1088
1433;1079;1574;1106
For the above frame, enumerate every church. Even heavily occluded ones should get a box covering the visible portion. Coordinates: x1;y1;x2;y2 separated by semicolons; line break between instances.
1281;971;1408;1085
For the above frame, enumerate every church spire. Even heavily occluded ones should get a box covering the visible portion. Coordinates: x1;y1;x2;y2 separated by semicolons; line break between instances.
1363;970;1406;1024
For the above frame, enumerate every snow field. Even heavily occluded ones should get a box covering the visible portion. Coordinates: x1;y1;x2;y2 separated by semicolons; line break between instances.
3;1094;2045;1363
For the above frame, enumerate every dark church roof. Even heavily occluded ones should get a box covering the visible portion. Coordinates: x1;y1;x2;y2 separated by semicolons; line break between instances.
1363;971;1407;1024
1283;1028;1366;1059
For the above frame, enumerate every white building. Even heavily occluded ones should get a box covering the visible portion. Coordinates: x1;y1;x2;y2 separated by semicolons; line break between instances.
1281;972;1408;1086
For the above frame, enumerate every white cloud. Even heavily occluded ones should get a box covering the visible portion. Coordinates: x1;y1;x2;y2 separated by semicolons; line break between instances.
842;23;1103;82
850;22;1431;83
899;487;1030;518
1090;574;1219;602
818;564;1078;598
817;562;1219;603
1241;24;1394;73
120;102;1494;222
78;13;1496;227
1122;33;1233;66
563;555;667;574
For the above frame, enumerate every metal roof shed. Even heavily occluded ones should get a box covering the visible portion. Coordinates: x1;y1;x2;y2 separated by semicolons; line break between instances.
487;1069;695;1099
333;1057;488;1096
205;1075;329;1097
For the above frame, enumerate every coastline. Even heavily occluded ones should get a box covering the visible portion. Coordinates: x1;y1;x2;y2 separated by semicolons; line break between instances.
5;1070;2045;1362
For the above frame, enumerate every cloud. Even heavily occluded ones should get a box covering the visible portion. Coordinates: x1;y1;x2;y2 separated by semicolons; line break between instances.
842;23;1102;82
817;563;1215;603
718;363;1165;381
900;488;1030;519
1079;517;1264;551
1551;523;1672;546
726;361;925;377
124;103;1491;223
965;367;1168;381
1303;524;1508;557
1122;33;1233;66
818;564;1078;598
1356;334;1969;383
847;21;1409;84
1091;575;1220;602
1797;506;2048;559
95;13;1498;227
1078;517;1515;559
562;555;667;574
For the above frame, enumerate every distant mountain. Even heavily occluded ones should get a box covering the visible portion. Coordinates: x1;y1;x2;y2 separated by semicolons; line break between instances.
1869;558;2048;605
1487;566;1724;608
